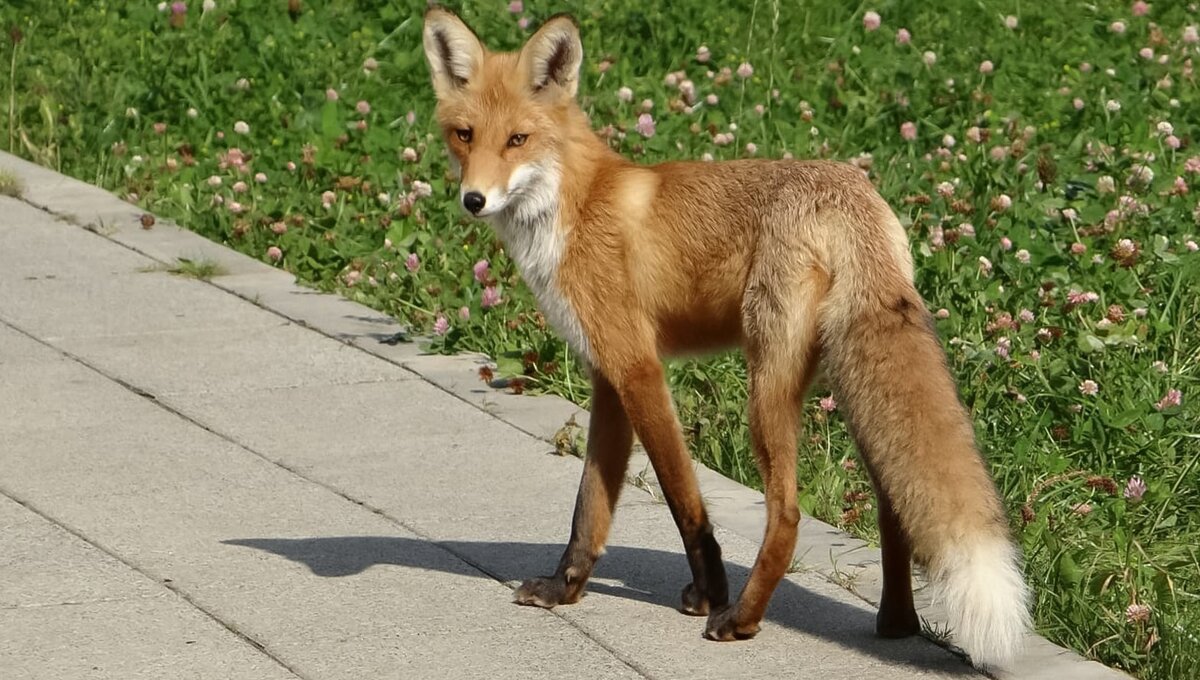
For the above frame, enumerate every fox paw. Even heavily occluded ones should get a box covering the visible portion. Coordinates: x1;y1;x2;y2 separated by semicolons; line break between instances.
704;605;761;641
513;576;581;608
680;582;711;616
876;604;920;639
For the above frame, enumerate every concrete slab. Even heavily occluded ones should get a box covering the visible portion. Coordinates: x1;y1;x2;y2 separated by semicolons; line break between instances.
0;203;412;397
52;321;409;396
0;153;137;230
212;271;418;352
0;598;298;680
0;496;298;680
361;499;972;680
0;325;124;435
401;352;591;443
0;196;151;277
0;268;280;343
106;221;277;278
0;361;635;679
0;496;160;608
166;379;578;521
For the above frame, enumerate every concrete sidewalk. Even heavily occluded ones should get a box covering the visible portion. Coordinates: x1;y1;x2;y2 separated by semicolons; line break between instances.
0;151;1122;679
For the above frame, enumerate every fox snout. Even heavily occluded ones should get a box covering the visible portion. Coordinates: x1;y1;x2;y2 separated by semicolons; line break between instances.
462;191;486;215
457;182;508;217
455;153;521;217
457;162;554;219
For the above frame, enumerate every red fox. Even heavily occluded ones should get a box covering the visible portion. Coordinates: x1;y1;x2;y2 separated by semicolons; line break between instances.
422;7;1030;669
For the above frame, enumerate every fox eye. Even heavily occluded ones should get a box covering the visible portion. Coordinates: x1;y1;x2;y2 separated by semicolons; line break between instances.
507;133;528;148
455;128;472;143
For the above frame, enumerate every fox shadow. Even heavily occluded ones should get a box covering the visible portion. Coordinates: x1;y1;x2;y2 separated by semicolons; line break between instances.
222;535;974;674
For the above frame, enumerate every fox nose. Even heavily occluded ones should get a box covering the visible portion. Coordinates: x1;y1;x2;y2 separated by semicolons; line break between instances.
463;191;486;215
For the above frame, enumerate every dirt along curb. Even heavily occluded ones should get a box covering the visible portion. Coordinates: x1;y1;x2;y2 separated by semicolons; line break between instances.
0;150;1129;680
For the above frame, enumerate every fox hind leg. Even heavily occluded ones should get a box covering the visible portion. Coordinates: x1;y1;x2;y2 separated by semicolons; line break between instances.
843;413;921;637
872;491;921;638
706;269;825;640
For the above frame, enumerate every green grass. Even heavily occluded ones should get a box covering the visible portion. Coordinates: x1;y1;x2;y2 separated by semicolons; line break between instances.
4;1;1198;676
167;256;226;280
0;167;21;197
139;256;226;279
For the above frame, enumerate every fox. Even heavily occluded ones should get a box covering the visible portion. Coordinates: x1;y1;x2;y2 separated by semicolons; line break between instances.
422;6;1031;669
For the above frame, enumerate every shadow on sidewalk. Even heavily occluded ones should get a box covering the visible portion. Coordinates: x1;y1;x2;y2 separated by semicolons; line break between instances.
223;535;973;674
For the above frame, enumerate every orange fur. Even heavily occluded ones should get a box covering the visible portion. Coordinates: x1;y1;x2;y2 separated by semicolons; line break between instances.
423;8;1030;669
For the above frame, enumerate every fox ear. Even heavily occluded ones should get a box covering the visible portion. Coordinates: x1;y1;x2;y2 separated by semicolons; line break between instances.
423;8;485;95
519;15;583;98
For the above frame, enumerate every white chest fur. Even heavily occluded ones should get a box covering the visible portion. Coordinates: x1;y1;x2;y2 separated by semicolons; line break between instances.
489;163;592;363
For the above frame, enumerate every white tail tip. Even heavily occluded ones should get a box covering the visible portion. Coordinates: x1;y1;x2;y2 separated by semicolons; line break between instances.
932;535;1032;668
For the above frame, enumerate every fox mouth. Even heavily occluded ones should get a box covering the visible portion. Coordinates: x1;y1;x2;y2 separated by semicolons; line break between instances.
460;162;555;221
475;196;509;217
456;160;559;224
458;189;509;218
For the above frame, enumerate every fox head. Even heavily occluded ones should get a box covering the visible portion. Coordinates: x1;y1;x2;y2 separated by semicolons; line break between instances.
422;7;582;220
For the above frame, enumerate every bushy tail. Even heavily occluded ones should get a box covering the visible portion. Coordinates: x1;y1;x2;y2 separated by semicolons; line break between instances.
927;529;1031;667
819;268;1031;668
